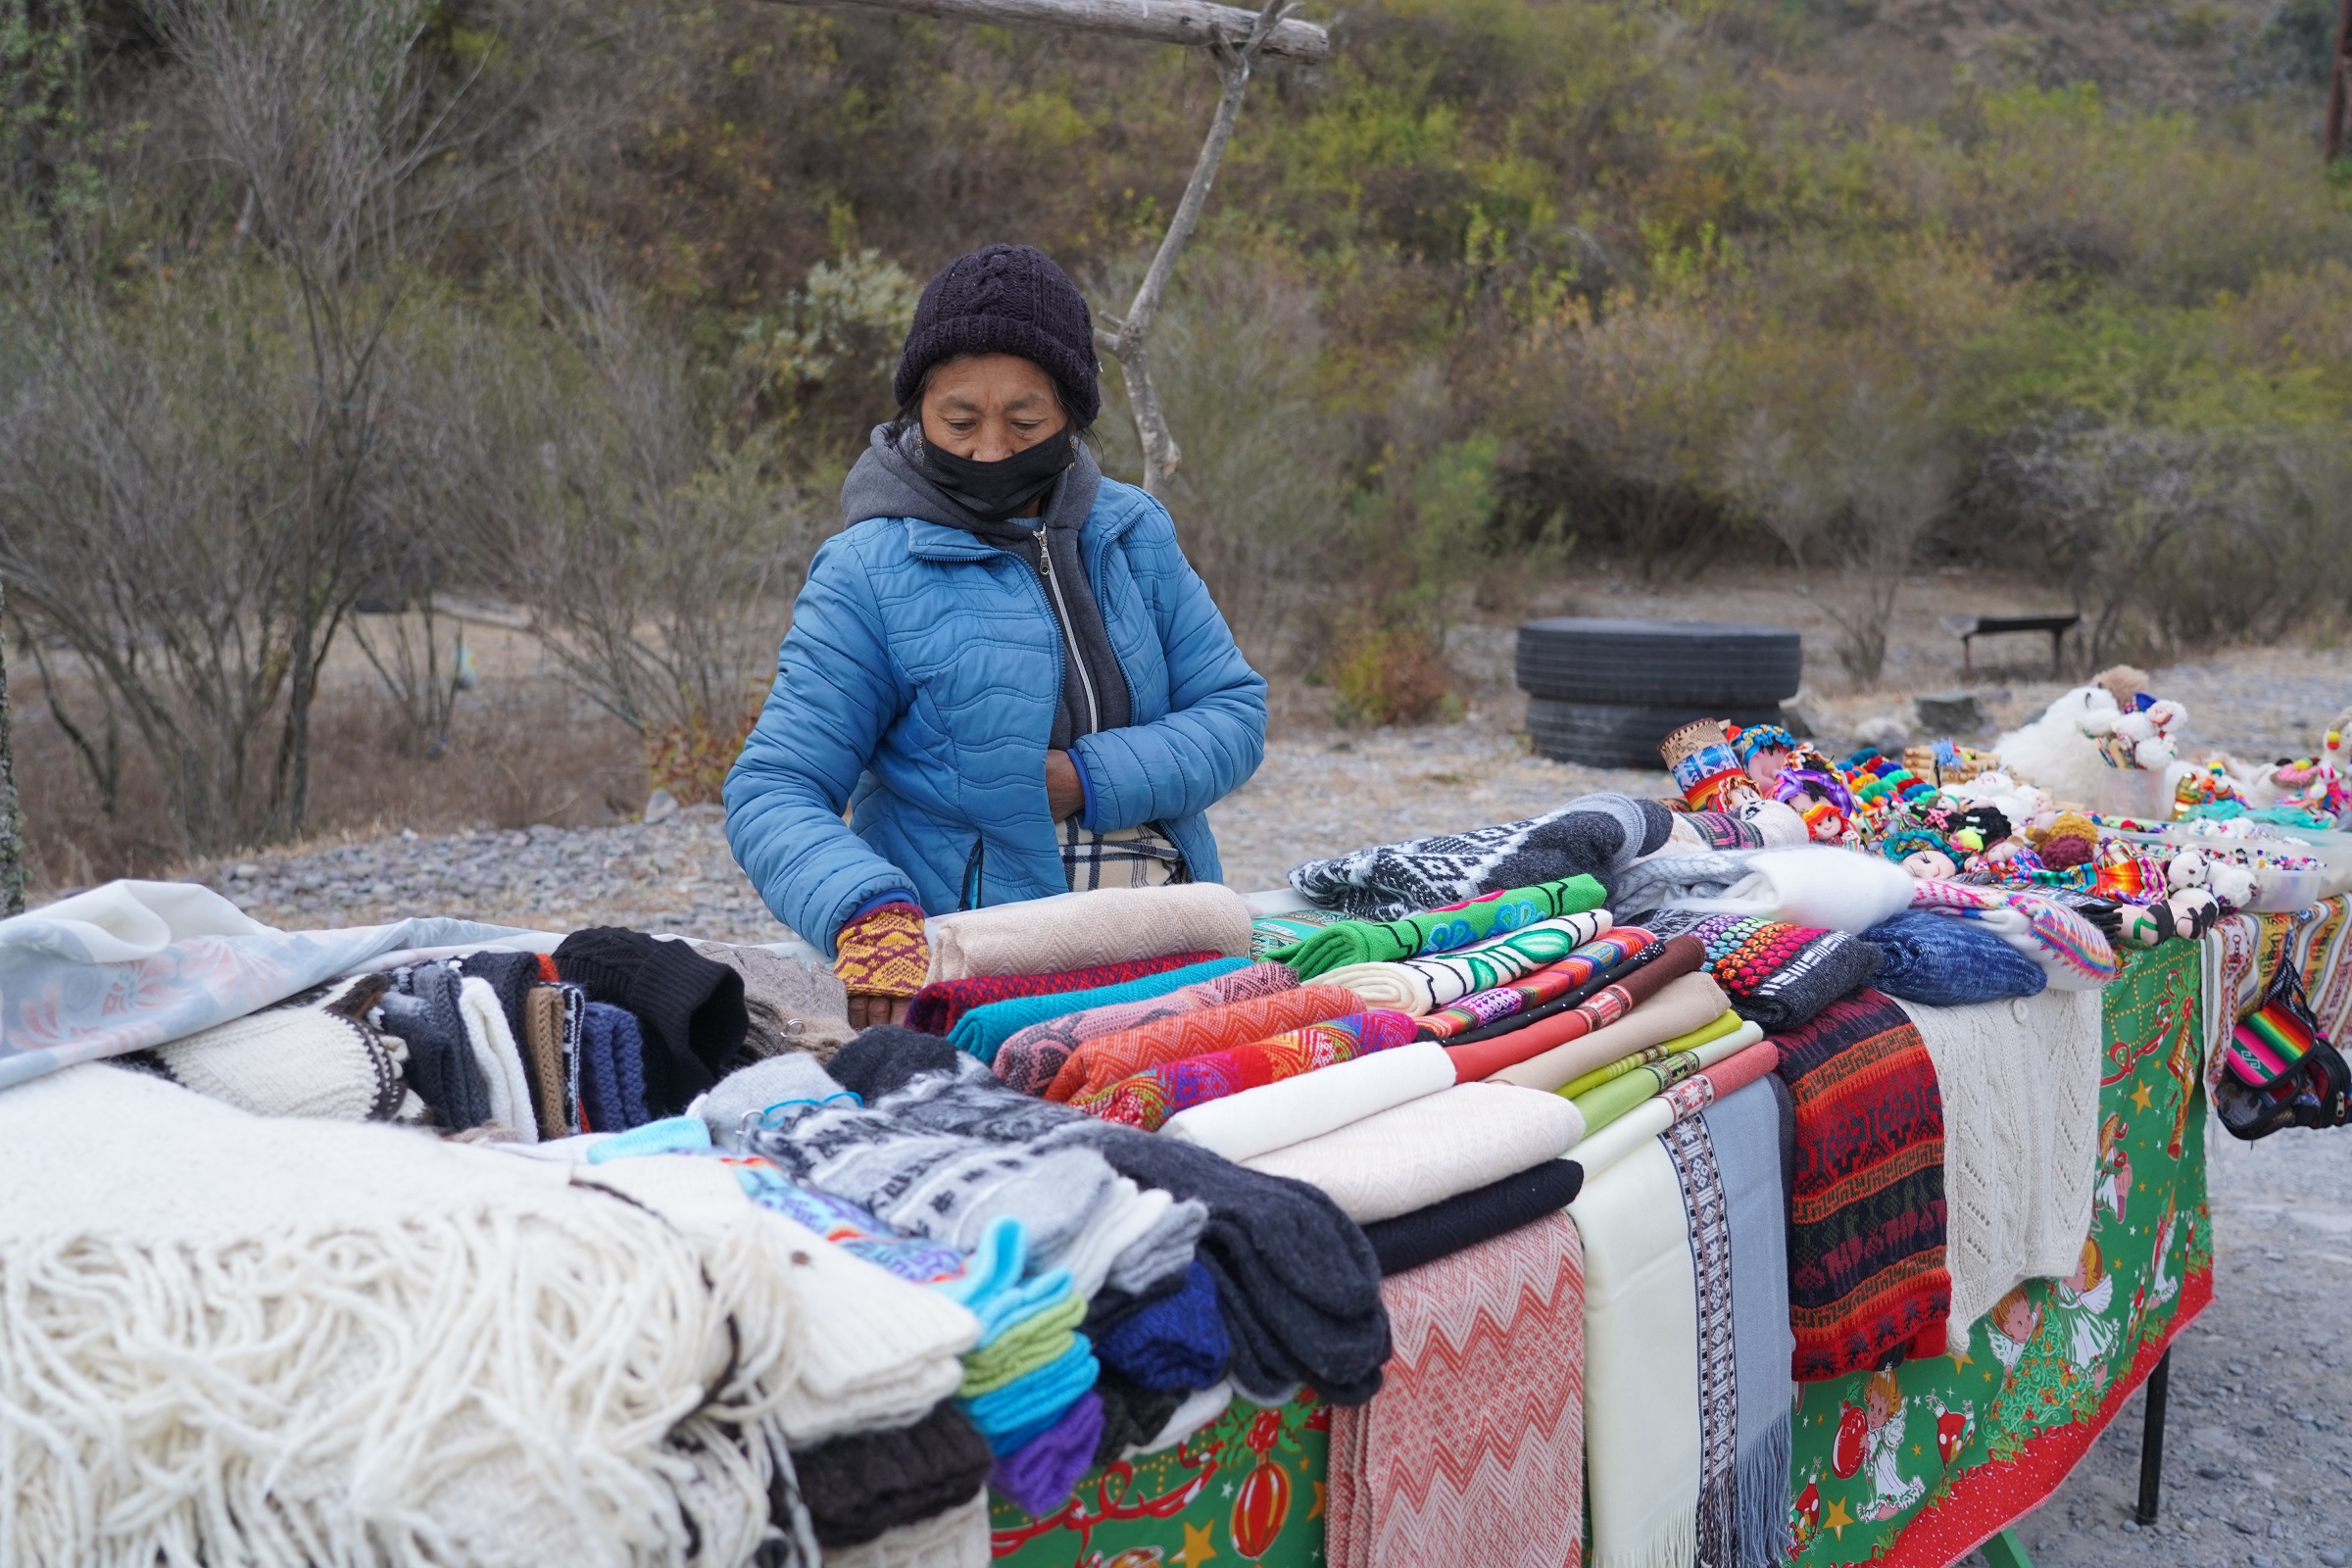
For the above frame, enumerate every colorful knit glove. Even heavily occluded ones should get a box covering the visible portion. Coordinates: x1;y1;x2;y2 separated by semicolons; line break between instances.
832;902;931;1000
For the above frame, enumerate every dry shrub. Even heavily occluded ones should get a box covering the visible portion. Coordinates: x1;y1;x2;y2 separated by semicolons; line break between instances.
1320;623;1454;728
645;705;762;807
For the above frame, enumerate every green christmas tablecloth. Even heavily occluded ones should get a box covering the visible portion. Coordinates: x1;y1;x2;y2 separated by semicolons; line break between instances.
989;938;2216;1568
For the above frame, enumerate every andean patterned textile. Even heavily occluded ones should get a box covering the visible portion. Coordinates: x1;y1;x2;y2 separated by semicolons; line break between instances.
1314;911;1612;1015
2201;901;2352;1095
1327;1212;1587;1568
1043;985;1365;1103
1662;1111;1740;1568
1687;914;1885;1033
830;902;933;1000
1905;879;2118;991
1701;1079;1796;1568
1439;930;1690;1050
1771;989;1952;1381
1288;794;1673;920
1076;1010;1418;1131
1250;908;1345;958
1568;1020;1763;1138
1415;929;1655;1040
946;956;1252;1064
1556;1008;1748;1100
905;951;1218;1035
1266;876;1607;979
1446;936;1711;1085
990;961;1299;1097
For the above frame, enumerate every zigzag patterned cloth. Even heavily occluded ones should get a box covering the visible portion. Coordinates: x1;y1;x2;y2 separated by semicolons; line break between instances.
1289;794;1675;920
904;952;1220;1035
1268;877;1608;979
1075;1010;1418;1131
1044;986;1365;1103
1416;929;1655;1041
1684;914;1884;1033
1316;912;1612;1015
1327;1211;1586;1568
1770;990;1951;1381
990;962;1300;1097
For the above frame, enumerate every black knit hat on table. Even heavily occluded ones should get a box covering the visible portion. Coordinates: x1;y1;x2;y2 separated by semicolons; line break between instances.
553;927;749;1115
893;244;1102;426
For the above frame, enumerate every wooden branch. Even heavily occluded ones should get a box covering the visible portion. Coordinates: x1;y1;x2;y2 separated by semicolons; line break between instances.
753;0;1329;63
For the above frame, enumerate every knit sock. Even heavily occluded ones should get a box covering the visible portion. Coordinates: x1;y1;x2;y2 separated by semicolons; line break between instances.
791;1401;994;1549
991;1391;1104;1518
1134;1382;1232;1456
958;1337;1100;1453
1096;1261;1229;1392
958;1290;1086;1397
832;903;933;1001
1091;1373;1183;1467
556;926;751;1112
376;961;490;1130
582;1002;655;1129
576;1002;624;1134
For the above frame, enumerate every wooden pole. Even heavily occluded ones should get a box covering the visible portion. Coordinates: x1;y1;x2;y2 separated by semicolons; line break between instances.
2328;0;2352;160
753;0;1328;63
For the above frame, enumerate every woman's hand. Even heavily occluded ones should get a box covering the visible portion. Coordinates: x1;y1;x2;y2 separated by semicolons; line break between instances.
848;994;911;1029
1045;749;1085;821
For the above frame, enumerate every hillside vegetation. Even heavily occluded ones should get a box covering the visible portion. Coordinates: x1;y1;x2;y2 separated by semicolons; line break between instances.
2;0;2349;875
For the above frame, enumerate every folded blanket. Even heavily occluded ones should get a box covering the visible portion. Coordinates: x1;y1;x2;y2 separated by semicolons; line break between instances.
1896;990;2101;1338
945;956;1251;1063
1245;1083;1584;1223
1563;1096;1672;1184
1865;911;2046;1007
1557;1009;1749;1100
1703;1080;1796;1568
1907;879;2119;990
907;951;1219;1036
1162;1039;1458;1161
1568;1019;1759;1137
793;1401;995;1549
1482;970;1731;1092
1361;1157;1586;1275
1416;928;1655;1040
991;962;1298;1095
1440;930;1695;1052
1046;985;1364;1102
1446;938;1711;1083
925;885;1254;983
1570;1133;1700;1568
1652;845;1915;933
1327;1211;1587;1568
1771;990;1951;1380
2;1065;829;1565
821;1035;1391;1405
1268;876;1608;978
1077;1010;1418;1130
1687;914;1884;1033
1315;911;1613;1014
1290;793;1674;919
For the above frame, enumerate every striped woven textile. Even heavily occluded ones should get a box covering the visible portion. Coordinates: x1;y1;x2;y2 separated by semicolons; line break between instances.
1769;989;1951;1381
1414;929;1655;1041
1328;1211;1586;1568
1075;1010;1417;1131
1044;986;1366;1103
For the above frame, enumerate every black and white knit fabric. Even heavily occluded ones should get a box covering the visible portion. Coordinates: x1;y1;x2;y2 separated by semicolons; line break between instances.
1287;793;1676;919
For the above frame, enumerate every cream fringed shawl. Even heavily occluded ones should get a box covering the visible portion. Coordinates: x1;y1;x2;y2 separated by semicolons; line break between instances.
1896;988;2102;1337
925;885;1253;981
1569;1137;1700;1568
0;1064;825;1568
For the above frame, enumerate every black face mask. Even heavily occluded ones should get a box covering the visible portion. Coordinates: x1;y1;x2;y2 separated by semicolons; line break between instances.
918;426;1073;523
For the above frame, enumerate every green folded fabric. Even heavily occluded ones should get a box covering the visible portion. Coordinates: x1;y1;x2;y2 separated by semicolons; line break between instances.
1556;1007;1747;1101
1270;875;1607;979
957;1288;1086;1397
1568;1019;1764;1136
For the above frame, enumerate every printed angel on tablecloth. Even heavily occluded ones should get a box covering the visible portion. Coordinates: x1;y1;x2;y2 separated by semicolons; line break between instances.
2052;1240;2118;1386
1839;1369;1927;1521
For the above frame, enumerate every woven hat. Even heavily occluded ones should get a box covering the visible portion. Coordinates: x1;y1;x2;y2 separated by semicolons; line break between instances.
554;928;749;1114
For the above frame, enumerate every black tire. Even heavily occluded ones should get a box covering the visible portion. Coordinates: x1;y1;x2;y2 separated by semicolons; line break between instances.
1515;617;1802;706
1526;697;1788;771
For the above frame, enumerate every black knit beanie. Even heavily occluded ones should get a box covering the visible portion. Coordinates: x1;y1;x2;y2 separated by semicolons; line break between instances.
553;928;748;1114
893;244;1102;426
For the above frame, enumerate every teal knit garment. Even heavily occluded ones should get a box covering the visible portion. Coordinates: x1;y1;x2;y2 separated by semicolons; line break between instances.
960;1336;1102;1453
949;956;1252;1064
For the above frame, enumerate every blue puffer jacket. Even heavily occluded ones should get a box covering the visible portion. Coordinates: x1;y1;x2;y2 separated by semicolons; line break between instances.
724;473;1267;956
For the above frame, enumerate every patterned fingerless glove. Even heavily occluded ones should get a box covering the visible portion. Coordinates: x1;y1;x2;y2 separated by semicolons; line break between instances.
832;901;931;999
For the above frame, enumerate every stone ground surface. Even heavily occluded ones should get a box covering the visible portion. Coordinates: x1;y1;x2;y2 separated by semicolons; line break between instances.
181;628;2352;1564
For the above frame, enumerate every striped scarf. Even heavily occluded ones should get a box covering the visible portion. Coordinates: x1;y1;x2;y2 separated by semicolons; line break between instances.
1416;929;1656;1041
1077;1010;1418;1130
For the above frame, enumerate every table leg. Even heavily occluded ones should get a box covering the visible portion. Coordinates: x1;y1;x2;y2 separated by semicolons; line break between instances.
1963;635;1974;675
2049;628;2065;678
2135;1347;2173;1525
1983;1529;2034;1568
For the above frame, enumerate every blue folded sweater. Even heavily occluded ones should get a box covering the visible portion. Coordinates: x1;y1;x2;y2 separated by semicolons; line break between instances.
1863;910;2047;1007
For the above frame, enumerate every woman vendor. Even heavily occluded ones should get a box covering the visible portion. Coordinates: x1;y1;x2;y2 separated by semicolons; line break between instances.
725;244;1267;1026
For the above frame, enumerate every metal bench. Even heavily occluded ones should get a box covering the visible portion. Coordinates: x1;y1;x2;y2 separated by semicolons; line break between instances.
1940;612;2081;676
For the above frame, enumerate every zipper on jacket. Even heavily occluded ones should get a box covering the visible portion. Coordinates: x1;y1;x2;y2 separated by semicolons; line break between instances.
1032;536;1102;735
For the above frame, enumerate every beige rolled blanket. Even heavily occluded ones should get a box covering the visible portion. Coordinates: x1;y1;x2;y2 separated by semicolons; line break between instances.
1243;1082;1584;1222
924;884;1254;982
1485;972;1731;1093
